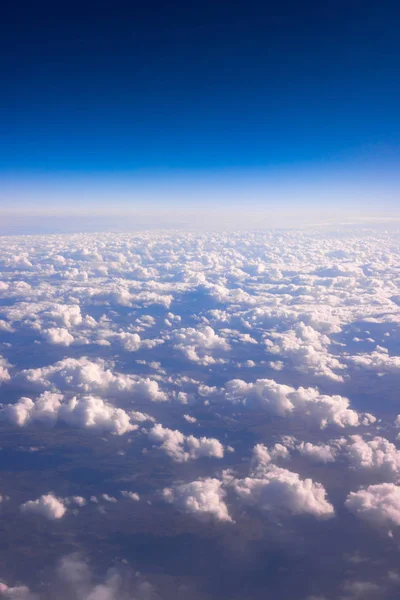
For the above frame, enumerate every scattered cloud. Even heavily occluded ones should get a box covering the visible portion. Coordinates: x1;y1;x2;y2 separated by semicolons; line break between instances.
149;423;224;462
346;483;400;530
163;478;232;522
20;493;67;520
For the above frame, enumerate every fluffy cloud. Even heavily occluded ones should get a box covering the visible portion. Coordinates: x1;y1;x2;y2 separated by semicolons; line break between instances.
183;414;197;423
18;357;167;401
297;441;336;463
251;443;290;472
121;491;140;501
226;443;334;519
346;435;400;481
265;322;345;381
221;378;360;428
163;478;232;522
172;325;230;365
233;464;334;519
43;304;83;329
0;356;11;383
148;424;224;462
43;327;74;346
20;493;67;520
348;347;400;374
1;392;138;435
345;483;400;529
1;228;400;597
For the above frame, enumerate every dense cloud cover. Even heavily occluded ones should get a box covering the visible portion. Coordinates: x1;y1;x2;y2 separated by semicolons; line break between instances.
0;229;400;599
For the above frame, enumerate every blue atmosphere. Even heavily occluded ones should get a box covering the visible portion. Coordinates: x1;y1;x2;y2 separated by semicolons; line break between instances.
1;0;400;214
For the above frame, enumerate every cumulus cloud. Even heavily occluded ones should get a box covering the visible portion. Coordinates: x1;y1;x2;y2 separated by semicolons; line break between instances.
69;496;87;507
172;325;230;365
163;478;232;522
297;441;336;463
44;304;83;329
148;423;224;462
348;347;400;374
1;392;138;435
43;327;75;346
224;443;334;519
233;465;334;519
251;443;290;472
265;322;345;381
183;414;197;423
18;357;167;401
121;491;140;501
346;483;400;530
0;357;11;383
20;493;67;520
1;228;400;597
220;378;360;428
346;435;400;481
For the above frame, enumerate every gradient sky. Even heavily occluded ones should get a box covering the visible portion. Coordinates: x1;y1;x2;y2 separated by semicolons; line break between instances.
1;0;400;220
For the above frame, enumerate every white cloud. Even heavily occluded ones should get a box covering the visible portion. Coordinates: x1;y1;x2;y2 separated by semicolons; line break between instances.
346;435;400;481
346;483;400;529
20;493;67;520
0;357;11;383
348;347;400;374
221;378;360;428
148;424;224;462
102;494;117;503
1;228;400;593
43;327;74;346
251;443;290;473
121;491;140;501
163;478;232;522
44;304;83;328
228;443;334;519
1;392;138;435
172;325;230;365
117;332;141;351
297;441;336;463
70;496;86;507
265;322;345;382
18;357;167;401
233;464;334;519
183;414;197;423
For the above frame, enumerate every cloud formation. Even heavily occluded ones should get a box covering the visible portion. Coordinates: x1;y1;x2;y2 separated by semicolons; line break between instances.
18;357;167;402
20;493;67;520
149;423;224;462
233;465;334;519
163;478;232;522
220;378;361;428
346;436;400;481
346;483;400;530
2;392;138;435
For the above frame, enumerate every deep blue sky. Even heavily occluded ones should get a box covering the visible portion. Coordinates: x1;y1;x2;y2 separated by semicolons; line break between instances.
1;0;400;212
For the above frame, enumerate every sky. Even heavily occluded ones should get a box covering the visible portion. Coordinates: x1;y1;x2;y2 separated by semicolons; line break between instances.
1;0;400;228
2;6;400;597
